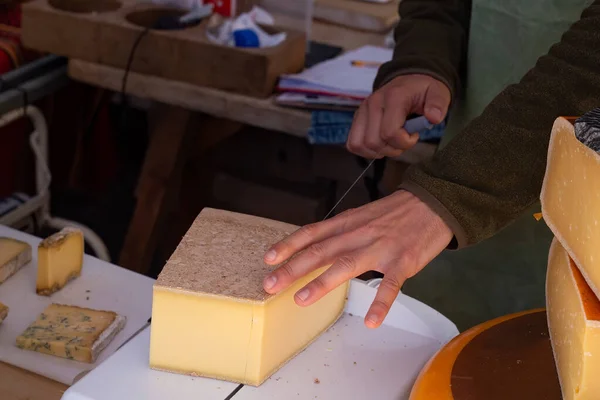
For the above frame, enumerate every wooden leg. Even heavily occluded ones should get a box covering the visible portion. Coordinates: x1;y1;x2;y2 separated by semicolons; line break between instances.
118;105;195;274
119;106;244;275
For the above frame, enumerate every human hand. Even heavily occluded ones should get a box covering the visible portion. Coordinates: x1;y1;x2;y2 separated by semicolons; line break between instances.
347;74;451;158
262;190;453;328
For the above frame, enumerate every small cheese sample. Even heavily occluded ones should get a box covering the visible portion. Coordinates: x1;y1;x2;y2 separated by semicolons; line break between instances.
149;208;348;386
546;238;600;400
16;303;126;363
37;227;84;295
0;302;8;323
0;237;32;284
541;116;600;299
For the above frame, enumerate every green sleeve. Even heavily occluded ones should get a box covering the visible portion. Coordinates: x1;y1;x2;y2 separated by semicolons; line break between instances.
400;1;600;248
374;0;472;99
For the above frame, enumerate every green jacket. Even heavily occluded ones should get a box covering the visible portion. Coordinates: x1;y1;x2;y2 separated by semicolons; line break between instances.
376;0;600;249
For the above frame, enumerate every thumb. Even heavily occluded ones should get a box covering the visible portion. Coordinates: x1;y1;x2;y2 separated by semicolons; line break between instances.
423;83;451;124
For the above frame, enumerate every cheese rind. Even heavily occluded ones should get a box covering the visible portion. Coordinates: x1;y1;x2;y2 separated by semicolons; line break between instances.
0;237;32;284
16;303;126;363
0;302;8;323
149;208;348;386
541;117;600;299
36;227;84;296
546;238;600;400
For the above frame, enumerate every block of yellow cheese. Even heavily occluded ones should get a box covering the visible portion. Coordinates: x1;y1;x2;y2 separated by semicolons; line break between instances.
16;303;126;363
541;116;600;299
149;208;348;386
0;301;8;324
546;238;600;400
0;237;31;284
37;227;84;296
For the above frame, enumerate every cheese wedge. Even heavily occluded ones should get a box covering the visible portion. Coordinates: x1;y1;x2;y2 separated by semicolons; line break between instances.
546;238;600;400
0;237;32;284
0;302;8;323
149;208;348;386
16;303;126;363
541;116;600;299
37;227;84;296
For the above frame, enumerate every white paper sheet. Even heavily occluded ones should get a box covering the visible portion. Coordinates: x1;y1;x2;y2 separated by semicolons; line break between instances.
62;279;458;400
0;226;154;385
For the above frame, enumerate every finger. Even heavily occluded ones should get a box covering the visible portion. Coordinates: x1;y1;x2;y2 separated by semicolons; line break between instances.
264;207;376;266
365;273;405;328
293;246;379;307
362;95;386;156
379;87;411;150
423;82;451;124
264;232;372;295
346;101;369;155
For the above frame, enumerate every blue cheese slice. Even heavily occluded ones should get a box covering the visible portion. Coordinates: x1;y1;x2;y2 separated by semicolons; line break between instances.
0;237;32;284
16;303;126;363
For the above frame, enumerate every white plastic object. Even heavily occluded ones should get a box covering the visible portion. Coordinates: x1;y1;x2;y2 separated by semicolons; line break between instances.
0;105;110;262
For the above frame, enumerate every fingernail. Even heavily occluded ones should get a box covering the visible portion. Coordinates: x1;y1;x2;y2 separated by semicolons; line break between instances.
264;275;277;290
265;249;277;262
366;313;380;326
296;288;310;302
427;107;443;122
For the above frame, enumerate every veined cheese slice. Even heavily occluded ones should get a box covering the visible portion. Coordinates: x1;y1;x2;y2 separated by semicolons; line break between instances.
149;208;348;386
37;227;84;296
16;303;126;363
541;116;600;299
0;237;31;284
0;302;8;323
546;238;600;400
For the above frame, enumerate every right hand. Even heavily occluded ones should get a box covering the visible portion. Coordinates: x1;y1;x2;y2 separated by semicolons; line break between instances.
347;74;451;159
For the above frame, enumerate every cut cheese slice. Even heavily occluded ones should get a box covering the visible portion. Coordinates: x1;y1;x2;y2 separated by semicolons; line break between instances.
0;237;31;284
16;303;126;363
546;238;600;400
37;227;84;296
149;208;348;386
541;116;600;299
0;301;8;324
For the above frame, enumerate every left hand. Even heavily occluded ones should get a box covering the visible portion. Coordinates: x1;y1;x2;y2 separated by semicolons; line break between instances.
262;190;453;328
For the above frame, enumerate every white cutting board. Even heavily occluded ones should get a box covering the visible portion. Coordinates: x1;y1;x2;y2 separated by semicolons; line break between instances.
0;225;154;385
61;280;458;400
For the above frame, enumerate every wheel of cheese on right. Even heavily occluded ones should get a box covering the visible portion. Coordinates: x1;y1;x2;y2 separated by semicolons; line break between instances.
546;238;600;400
541;112;600;300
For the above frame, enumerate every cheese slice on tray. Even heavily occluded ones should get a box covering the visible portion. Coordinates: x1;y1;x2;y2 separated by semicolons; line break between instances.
0;237;31;284
0;301;8;323
541;113;600;299
546;238;600;400
149;208;348;386
16;303;126;363
37;227;84;296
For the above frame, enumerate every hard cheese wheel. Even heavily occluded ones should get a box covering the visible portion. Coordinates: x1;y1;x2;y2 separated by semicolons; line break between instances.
409;309;561;399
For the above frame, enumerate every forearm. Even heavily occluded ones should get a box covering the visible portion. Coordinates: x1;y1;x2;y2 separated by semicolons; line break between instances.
374;0;471;99
400;1;600;248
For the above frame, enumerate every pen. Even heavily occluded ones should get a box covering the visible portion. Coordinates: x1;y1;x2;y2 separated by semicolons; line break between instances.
351;60;383;68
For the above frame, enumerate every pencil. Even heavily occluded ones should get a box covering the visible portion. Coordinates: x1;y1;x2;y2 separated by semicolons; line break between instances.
351;60;383;68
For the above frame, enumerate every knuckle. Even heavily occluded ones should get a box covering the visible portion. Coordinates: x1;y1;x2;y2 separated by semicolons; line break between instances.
298;223;318;240
309;276;327;291
279;262;296;279
398;250;418;272
370;298;392;313
306;242;326;259
379;276;401;293
356;223;378;238
336;254;358;274
346;140;360;153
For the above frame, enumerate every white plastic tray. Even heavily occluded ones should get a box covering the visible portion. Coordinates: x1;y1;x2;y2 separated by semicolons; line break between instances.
0;225;155;385
62;279;458;400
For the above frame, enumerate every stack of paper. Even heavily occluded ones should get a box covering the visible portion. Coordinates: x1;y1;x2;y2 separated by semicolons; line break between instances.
276;45;393;109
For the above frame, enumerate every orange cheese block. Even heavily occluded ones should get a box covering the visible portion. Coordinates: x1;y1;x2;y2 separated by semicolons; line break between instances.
541;116;600;299
546;238;600;400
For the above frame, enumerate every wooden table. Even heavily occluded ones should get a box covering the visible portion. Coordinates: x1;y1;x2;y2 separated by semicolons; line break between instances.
0;362;67;400
64;15;436;275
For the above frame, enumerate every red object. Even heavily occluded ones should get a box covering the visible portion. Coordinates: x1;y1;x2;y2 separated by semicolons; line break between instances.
205;0;236;17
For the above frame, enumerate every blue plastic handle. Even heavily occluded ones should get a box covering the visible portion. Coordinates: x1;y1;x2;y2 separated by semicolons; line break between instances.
403;115;433;134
